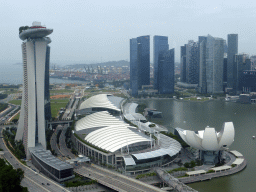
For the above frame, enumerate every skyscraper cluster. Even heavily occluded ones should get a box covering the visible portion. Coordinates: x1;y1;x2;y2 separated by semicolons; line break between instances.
130;35;175;96
180;33;252;95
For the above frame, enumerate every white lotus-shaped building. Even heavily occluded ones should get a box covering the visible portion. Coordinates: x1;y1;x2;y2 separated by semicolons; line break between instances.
175;122;235;151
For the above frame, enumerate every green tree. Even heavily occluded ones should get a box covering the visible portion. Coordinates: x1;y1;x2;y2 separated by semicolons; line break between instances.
0;159;28;192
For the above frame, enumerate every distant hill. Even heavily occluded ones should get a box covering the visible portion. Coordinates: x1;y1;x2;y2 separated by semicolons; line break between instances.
65;60;129;68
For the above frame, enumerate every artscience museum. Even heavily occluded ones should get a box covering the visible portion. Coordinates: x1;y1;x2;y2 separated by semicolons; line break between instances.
175;122;235;164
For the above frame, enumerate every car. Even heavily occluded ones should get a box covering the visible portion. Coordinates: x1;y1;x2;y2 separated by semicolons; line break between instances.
42;183;44;185
47;183;50;185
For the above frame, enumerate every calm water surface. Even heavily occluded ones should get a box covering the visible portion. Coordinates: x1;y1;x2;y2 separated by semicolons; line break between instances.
136;99;256;192
0;64;85;84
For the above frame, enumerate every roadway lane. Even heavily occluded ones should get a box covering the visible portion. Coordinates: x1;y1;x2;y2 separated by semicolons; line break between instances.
75;165;164;192
50;125;67;160
0;127;70;192
59;125;76;159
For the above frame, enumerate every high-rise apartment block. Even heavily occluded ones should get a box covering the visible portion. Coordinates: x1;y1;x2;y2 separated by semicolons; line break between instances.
153;36;169;90
15;22;53;158
130;35;150;96
227;34;238;88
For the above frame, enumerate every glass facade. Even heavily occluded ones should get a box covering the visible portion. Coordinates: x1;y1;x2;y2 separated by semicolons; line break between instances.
227;34;238;88
153;36;169;90
186;40;199;84
45;46;51;121
206;35;225;93
180;45;186;82
158;49;175;94
137;35;150;89
130;38;138;96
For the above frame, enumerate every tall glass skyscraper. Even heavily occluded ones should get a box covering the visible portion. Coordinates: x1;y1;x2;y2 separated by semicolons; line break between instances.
186;40;199;84
130;35;150;95
227;34;238;89
137;35;150;89
206;35;225;93
15;22;53;158
130;38;138;96
158;49;175;94
180;45;187;83
153;36;169;90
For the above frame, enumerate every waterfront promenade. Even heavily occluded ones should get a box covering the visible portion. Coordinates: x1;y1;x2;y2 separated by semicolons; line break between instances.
178;152;247;184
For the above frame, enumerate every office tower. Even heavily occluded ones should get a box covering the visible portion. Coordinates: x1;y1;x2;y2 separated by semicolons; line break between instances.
186;40;199;84
250;55;256;70
233;54;251;94
137;35;150;89
206;35;225;93
240;70;256;93
158;49;175;94
227;34;238;88
199;35;225;94
153;36;169;90
180;45;186;82
130;35;150;95
223;56;228;83
15;22;53;158
130;38;138;96
199;36;207;93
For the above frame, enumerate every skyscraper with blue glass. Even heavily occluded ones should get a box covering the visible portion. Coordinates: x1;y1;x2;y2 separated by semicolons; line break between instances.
137;35;150;89
130;35;150;96
158;48;175;94
153;36;169;90
130;38;138;96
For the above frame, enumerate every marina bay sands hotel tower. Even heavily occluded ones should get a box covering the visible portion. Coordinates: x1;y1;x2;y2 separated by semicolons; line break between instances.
15;22;53;158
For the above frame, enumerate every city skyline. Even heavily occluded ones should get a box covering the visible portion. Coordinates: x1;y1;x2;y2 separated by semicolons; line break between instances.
1;0;256;65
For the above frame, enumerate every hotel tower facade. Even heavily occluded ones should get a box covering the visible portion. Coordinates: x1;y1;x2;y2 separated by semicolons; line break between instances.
15;22;53;158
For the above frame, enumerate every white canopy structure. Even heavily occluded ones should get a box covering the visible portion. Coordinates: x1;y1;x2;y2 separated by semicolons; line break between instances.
79;94;122;112
75;111;151;153
85;125;150;153
175;122;235;151
76;111;131;131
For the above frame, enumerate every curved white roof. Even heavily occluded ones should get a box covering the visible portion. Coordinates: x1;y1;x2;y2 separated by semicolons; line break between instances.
85;125;150;152
75;111;150;153
76;111;131;131
79;94;121;112
175;122;235;151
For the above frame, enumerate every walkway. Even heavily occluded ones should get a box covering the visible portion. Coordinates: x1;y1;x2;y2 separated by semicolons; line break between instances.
178;152;247;184
155;168;198;192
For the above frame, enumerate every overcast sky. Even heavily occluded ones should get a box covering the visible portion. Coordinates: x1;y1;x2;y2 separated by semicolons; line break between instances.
1;0;256;65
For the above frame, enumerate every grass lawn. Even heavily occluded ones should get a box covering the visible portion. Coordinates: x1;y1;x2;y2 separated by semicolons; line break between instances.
9;100;22;105
12;112;20;120
0;88;21;94
50;98;70;118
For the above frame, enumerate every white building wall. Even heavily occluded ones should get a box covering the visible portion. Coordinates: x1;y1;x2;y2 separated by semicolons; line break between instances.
35;40;47;149
26;41;37;152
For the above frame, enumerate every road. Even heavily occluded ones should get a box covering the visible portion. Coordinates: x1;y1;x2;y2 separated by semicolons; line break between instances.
59;124;76;159
50;125;68;161
75;164;164;192
0;126;69;192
